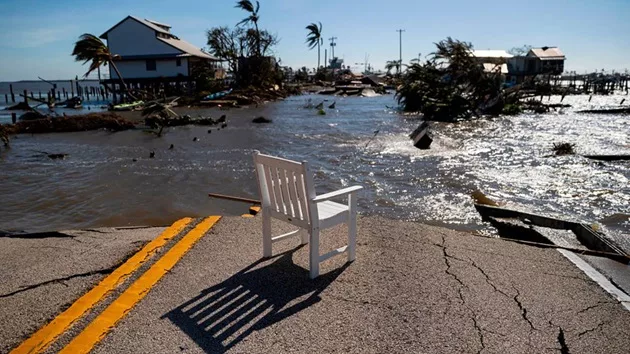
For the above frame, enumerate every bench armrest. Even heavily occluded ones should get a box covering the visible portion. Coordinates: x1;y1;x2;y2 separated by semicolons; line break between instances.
312;186;363;203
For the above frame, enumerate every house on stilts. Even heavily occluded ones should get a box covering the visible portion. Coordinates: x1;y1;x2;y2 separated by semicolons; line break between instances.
99;16;219;99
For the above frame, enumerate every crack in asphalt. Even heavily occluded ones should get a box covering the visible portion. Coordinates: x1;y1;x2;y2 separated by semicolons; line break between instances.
512;285;536;331
438;235;485;353
577;300;617;314
469;259;511;298
577;321;608;337
0;267;115;298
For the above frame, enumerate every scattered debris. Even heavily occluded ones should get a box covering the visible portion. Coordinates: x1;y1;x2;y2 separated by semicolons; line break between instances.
328;101;336;109
583;155;630;161
193;137;199;142
471;190;499;207
252;116;272;124
47;153;68;160
409;121;433;149
552;142;576;156
169;144;174;150
2;113;135;135
149;151;155;158
576;107;630;114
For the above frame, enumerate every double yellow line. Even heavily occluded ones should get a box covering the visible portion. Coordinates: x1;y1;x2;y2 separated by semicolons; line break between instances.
12;216;220;354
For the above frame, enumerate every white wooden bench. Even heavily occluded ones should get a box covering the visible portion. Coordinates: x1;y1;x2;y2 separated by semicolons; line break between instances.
253;151;363;278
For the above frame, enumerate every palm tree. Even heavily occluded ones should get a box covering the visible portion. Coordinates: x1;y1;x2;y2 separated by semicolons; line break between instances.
306;22;323;69
72;33;134;99
385;60;401;76
235;0;261;56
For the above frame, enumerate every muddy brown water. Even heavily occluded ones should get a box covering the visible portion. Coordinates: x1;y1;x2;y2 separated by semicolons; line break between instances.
1;94;629;253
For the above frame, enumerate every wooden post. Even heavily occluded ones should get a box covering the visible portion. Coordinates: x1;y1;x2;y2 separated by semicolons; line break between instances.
62;88;67;98
86;87;90;101
11;113;17;123
57;91;61;100
23;90;28;105
70;80;74;96
30;91;34;98
4;94;8;103
76;81;80;97
9;84;15;103
47;91;51;102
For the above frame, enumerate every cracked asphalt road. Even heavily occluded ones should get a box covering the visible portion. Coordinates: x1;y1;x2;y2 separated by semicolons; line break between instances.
92;216;630;354
0;226;164;353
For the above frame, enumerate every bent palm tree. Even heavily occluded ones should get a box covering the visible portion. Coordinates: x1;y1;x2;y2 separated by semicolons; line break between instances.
235;0;261;56
306;22;323;69
385;60;401;76
72;33;135;99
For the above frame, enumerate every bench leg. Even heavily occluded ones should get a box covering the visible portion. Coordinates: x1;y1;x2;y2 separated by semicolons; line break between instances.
347;193;357;262
309;228;320;279
262;210;272;258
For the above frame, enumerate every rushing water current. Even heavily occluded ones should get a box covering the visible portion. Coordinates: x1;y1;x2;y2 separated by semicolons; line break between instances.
1;94;629;252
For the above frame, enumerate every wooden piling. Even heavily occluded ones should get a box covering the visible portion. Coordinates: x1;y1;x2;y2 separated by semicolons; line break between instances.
86;88;90;101
11;113;17;123
57;91;61;100
70;80;74;96
10;84;15;103
23;90;28;105
30;91;34;98
4;94;8;103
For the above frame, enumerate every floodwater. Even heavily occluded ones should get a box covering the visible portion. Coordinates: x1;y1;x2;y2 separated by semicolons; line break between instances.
1;93;629;253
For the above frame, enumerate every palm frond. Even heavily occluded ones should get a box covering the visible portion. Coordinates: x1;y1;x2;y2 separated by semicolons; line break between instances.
305;22;322;50
235;0;255;13
72;33;112;77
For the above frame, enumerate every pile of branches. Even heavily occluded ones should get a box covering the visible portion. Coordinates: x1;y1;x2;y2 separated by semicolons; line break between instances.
396;38;504;122
3;113;134;135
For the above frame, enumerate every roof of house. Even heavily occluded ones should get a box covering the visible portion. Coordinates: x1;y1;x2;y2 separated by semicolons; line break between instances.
158;36;217;60
528;47;565;60
100;16;217;60
472;50;513;59
145;19;171;30
100;16;171;38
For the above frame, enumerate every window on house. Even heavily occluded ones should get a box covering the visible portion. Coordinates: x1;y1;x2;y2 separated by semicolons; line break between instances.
146;59;156;71
176;58;181;67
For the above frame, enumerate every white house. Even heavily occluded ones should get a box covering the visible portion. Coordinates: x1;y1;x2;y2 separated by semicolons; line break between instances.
472;50;513;74
100;16;218;81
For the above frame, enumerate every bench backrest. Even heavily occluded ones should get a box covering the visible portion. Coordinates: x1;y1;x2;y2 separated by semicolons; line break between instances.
253;151;316;227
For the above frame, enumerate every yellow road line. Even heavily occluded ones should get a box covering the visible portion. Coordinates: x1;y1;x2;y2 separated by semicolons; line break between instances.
59;216;221;354
11;217;193;354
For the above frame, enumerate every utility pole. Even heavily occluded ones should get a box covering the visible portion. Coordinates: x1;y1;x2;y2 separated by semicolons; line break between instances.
329;36;338;60
396;29;405;74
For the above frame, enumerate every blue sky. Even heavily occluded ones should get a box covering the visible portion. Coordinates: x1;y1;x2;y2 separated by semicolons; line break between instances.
0;0;628;81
